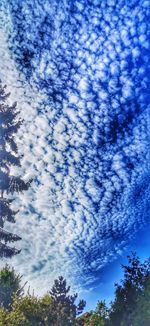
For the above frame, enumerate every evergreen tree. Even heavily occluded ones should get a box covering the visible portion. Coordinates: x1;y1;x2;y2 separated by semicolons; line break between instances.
0;264;24;309
0;81;30;258
49;276;86;325
108;253;150;326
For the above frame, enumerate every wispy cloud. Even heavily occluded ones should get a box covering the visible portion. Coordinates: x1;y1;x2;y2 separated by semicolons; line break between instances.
0;0;149;294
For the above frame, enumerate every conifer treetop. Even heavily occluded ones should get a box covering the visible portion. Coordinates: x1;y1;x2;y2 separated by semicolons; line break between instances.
0;81;30;258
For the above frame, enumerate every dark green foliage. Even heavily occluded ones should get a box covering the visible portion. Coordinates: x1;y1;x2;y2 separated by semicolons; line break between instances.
0;294;54;325
0;272;85;325
80;301;108;326
0;256;150;325
0;265;24;309
49;276;86;325
0;199;16;227
79;254;150;326
108;253;150;326
0;81;30;257
0;228;21;243
132;276;150;326
10;294;55;326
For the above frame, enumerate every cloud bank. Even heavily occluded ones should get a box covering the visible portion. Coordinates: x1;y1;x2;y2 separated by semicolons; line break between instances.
0;0;149;294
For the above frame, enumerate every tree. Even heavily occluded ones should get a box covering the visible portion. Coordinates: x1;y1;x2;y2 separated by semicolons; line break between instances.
0;264;24;309
108;253;150;326
132;276;150;326
0;294;54;326
0;81;30;257
49;276;86;325
80;301;108;326
10;294;54;326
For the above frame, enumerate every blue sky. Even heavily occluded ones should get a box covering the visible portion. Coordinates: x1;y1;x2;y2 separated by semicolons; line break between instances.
0;0;149;309
84;221;150;310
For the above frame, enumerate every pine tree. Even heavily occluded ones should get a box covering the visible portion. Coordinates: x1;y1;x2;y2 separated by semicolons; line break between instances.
50;276;86;325
0;81;30;258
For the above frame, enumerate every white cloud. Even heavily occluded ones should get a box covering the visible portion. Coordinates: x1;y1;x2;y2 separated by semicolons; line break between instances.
0;0;149;296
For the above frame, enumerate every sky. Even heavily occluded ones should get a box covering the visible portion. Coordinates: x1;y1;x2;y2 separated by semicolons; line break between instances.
0;0;149;309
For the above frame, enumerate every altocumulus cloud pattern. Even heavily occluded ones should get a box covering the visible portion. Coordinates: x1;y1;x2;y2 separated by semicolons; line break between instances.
0;0;150;292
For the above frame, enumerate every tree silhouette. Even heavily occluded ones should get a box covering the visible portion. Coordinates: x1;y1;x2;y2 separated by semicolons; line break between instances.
0;81;30;257
108;252;150;326
49;276;86;325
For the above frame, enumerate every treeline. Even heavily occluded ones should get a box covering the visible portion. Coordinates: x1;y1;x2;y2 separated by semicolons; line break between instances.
81;253;150;326
0;266;85;325
0;253;150;325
